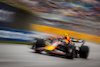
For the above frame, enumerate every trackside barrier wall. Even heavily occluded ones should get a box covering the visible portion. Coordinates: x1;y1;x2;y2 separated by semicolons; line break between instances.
0;27;58;42
0;2;40;43
0;2;100;44
0;27;35;42
30;24;100;44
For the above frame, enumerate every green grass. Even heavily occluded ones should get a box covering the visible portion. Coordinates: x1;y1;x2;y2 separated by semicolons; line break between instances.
0;40;33;45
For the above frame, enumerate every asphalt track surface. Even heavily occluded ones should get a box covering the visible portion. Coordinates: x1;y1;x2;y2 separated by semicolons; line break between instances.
0;42;100;67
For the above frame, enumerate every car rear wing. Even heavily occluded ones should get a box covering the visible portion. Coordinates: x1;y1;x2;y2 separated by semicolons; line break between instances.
70;38;85;46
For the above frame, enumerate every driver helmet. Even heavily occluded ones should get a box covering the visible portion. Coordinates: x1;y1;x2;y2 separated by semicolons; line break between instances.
64;33;68;39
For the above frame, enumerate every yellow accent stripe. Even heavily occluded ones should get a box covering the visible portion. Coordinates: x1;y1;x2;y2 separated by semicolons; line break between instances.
30;24;100;44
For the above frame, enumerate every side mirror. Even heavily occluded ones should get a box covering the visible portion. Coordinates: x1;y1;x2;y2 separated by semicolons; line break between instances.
77;39;80;42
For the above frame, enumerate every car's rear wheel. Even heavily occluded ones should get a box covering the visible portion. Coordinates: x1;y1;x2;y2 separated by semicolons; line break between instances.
35;39;45;53
79;46;89;59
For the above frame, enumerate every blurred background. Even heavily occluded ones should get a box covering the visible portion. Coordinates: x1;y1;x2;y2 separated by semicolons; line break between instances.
0;0;100;67
0;0;100;44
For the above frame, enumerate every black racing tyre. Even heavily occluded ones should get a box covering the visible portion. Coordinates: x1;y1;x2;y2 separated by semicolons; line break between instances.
79;46;89;59
67;50;74;59
66;45;75;59
35;39;45;48
35;39;45;53
68;47;75;59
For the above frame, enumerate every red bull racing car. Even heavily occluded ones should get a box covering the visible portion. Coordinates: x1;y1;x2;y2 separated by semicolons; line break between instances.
31;36;89;59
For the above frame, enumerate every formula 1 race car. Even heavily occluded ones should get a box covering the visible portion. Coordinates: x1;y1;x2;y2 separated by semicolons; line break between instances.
31;37;89;59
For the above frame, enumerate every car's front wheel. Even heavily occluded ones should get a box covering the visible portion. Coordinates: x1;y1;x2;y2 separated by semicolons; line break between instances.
65;45;75;59
79;46;89;59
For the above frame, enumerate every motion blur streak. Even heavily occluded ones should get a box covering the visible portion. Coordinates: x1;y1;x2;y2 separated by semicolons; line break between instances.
0;42;100;67
0;0;100;67
30;24;100;44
